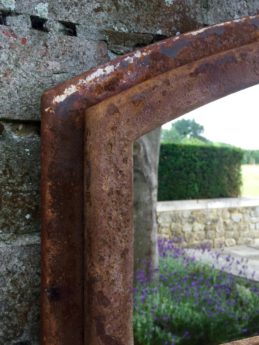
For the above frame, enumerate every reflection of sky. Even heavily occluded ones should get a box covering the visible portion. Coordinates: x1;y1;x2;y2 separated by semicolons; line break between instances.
163;84;259;150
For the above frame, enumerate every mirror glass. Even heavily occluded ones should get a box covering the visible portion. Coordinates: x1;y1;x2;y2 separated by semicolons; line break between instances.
133;84;259;345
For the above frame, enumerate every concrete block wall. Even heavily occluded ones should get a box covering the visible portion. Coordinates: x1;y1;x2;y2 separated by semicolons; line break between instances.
1;1;259;344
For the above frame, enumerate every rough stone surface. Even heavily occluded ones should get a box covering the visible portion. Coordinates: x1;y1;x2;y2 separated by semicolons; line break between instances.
0;26;108;121
157;201;259;248
204;1;259;25
12;0;202;35
0;122;40;240
0;238;40;345
0;121;40;345
0;0;15;11
0;4;108;343
7;0;259;36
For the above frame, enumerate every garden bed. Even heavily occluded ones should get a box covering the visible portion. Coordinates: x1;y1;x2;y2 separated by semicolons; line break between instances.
134;238;259;345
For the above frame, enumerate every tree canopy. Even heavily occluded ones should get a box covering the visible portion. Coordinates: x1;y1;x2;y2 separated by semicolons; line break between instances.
161;118;208;144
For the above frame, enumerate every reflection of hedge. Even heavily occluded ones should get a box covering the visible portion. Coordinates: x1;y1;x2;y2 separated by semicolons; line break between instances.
158;144;243;201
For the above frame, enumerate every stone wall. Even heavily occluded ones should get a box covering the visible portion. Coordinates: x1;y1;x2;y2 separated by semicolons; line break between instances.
1;0;259;344
157;198;259;248
0;4;108;344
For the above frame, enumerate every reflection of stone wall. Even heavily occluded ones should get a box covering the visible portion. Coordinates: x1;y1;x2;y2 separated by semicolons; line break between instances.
157;199;259;248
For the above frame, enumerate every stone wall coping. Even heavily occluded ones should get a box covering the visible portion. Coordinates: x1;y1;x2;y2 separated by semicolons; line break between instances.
157;197;259;212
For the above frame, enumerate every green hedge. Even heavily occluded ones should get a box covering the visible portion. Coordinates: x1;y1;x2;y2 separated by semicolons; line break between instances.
158;143;243;201
243;150;259;164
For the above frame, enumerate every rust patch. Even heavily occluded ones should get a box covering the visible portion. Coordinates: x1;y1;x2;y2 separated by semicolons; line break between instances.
160;38;190;58
1;28;17;39
20;37;27;45
95;317;123;345
41;15;259;345
96;291;111;308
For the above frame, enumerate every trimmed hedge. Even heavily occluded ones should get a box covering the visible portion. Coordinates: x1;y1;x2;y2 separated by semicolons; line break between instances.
158;143;243;201
243;150;259;164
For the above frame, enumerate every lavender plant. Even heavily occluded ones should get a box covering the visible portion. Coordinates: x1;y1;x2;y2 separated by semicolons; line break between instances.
134;238;259;345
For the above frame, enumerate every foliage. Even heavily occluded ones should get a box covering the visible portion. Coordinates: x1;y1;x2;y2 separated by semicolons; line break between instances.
211;144;259;165
161;120;259;166
173;119;204;139
242;150;259;164
158;143;243;201
134;238;259;345
161;119;208;144
161;126;182;143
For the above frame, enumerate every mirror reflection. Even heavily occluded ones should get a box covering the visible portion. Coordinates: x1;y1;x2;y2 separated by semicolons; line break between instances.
133;84;259;345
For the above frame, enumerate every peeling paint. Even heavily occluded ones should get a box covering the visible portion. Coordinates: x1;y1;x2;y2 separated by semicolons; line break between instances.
117;50;148;66
44;107;54;113
190;22;225;36
190;26;209;36
77;66;116;87
52;51;150;104
52;85;78;104
190;15;255;36
133;51;142;58
53;64;123;104
50;14;259;106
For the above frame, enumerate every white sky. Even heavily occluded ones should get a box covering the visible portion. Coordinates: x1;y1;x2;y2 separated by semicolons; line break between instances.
163;84;259;150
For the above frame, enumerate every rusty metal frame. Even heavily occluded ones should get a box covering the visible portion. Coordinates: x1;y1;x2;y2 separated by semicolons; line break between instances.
41;15;259;345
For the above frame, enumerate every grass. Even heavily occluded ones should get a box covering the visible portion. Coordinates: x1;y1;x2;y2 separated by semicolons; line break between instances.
134;238;259;345
241;165;259;197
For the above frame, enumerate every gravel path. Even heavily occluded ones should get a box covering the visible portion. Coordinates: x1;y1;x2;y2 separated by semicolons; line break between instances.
185;245;259;281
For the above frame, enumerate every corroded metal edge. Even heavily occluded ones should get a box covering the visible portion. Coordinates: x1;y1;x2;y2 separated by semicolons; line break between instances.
41;15;259;345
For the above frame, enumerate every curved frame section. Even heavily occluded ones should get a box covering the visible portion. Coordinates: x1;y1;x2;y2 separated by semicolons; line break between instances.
41;15;259;345
85;41;259;345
